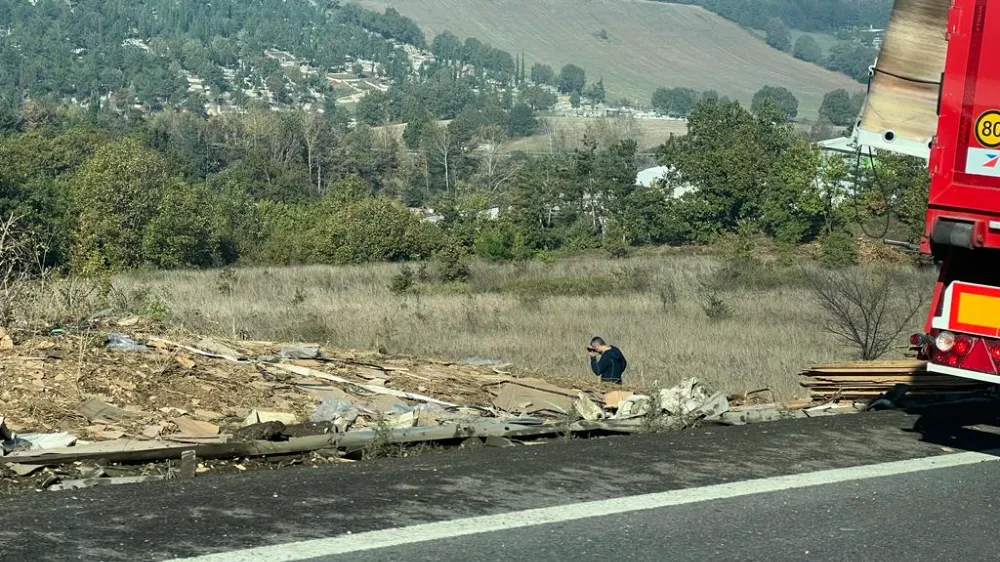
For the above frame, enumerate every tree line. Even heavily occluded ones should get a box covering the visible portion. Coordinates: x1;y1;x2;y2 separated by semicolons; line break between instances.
0;0;426;117
669;0;891;33
763;18;880;83
1;89;924;276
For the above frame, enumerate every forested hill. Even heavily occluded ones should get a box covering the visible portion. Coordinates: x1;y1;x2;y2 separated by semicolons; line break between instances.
665;0;892;32
0;0;422;116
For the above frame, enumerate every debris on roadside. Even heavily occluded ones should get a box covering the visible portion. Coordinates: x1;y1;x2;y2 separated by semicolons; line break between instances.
799;360;990;403
0;319;882;496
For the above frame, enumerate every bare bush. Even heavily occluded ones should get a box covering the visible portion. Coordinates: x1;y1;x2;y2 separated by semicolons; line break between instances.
0;215;46;326
807;267;928;360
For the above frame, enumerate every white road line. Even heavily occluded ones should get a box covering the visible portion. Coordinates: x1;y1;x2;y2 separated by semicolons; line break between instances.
170;450;1000;562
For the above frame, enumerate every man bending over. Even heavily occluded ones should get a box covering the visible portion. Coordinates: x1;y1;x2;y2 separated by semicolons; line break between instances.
588;336;627;384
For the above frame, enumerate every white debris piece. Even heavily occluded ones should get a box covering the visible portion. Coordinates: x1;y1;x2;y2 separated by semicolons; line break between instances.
616;395;652;419
17;432;79;450
658;378;730;419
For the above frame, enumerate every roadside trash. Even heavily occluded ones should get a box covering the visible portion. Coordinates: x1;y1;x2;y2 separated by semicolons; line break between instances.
0;327;13;352
616;395;652;419
104;333;148;353
574;393;604;421
171;417;220;438
242;410;297;427
604;390;634;409
281;345;321;360
490;378;578;415
76;398;126;423
233;421;286;442
0;318;855;497
15;432;78;450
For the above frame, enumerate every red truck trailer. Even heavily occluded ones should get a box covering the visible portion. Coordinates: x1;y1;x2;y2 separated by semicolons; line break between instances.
858;0;1000;384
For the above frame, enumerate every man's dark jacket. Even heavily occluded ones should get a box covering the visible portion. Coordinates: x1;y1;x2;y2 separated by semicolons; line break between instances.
590;346;627;384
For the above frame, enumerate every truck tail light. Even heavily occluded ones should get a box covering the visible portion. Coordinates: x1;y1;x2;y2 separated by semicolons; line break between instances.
935;331;956;352
954;334;974;355
932;332;975;368
988;340;1000;362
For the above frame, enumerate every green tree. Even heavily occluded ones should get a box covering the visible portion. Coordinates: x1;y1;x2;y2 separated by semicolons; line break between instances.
760;139;825;242
69;138;171;273
656;99;797;237
558;64;586;94
521;85;558;111
825;42;878;82
793;35;823;63
403;110;433;149
508;103;539;137
763;18;792;52
584;78;606;106
530;63;556;85
751;85;799;120
326;196;439;264
141;182;221;268
651;87;698;117
569;91;582;108
819;88;861;126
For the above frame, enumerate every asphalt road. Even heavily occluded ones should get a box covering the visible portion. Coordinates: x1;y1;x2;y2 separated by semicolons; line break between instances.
2;403;1000;562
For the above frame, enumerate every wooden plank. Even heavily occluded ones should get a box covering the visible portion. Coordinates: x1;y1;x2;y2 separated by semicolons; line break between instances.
273;363;460;407
5;435;340;466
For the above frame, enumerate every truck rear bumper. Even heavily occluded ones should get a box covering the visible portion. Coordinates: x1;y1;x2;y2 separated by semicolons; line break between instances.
927;362;1000;385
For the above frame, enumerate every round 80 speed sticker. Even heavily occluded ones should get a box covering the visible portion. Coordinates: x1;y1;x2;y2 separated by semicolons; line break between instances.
976;110;1000;147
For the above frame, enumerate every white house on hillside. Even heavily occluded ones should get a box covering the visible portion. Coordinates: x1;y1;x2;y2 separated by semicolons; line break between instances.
634;165;697;197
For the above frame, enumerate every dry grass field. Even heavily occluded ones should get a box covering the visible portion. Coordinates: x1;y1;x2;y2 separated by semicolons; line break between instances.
378;116;687;153
357;0;862;119
507;116;688;153
82;252;933;401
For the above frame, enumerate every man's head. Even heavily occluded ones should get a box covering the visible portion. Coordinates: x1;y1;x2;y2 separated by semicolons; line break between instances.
589;336;610;352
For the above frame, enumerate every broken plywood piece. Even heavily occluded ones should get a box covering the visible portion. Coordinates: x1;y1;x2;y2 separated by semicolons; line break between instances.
275;364;458;407
75;398;126;423
241;409;297;427
491;378;577;415
603;390;634;409
175;355;196;369
5;434;341;466
171;417;220;438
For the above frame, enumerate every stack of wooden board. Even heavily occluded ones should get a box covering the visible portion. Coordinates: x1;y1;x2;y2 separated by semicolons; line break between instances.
799;360;991;402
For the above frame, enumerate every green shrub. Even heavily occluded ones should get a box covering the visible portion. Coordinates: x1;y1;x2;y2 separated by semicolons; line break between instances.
389;265;416;295
709;259;808;292
436;242;470;283
501;276;618;297
698;286;731;321
818;229;858;268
